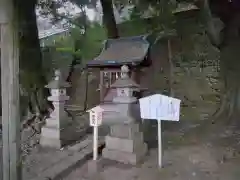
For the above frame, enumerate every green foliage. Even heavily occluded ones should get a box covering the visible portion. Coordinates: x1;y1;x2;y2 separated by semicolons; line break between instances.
125;0;218;66
39;0;218;76
118;19;151;36
38;0;96;25
128;0;202;44
41;33;74;80
76;24;107;61
173;30;219;68
41;23;107;78
130;0;176;28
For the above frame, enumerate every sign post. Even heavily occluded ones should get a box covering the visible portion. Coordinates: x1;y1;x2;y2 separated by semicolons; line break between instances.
139;94;181;168
157;119;162;168
87;106;103;161
93;125;98;160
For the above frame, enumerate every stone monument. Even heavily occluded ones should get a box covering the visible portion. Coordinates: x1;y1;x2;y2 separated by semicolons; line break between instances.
40;69;71;148
102;65;148;165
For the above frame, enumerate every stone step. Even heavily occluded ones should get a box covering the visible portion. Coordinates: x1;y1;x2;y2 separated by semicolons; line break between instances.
45;117;71;128
105;133;144;153
41;126;61;139
45;118;62;128
40;137;63;149
102;143;147;165
110;123;140;139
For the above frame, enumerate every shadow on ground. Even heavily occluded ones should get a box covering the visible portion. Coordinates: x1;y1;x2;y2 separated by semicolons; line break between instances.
64;120;240;180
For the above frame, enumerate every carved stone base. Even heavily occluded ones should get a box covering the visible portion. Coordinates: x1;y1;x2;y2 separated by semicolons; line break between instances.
40;126;67;148
102;123;147;165
40;117;85;148
102;144;147;165
40;136;63;149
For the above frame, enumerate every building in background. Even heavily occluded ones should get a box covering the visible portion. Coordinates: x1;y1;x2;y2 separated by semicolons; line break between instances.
37;0;133;45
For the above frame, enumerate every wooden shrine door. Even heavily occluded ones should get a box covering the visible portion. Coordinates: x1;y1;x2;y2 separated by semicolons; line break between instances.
99;68;141;102
100;70;122;102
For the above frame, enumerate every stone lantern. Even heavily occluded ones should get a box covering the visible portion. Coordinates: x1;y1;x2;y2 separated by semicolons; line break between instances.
102;65;141;125
111;65;140;104
40;69;71;148
102;65;148;165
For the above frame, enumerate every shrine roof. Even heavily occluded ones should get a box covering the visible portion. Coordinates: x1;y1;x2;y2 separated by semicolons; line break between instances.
86;35;150;68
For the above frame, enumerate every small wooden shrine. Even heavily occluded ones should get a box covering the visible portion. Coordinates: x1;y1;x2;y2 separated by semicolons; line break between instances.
86;35;151;102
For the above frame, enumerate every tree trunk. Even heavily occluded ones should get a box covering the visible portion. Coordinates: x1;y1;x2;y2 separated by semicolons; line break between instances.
167;39;174;96
199;0;240;123
100;0;119;38
16;0;50;115
214;13;240;122
1;0;22;178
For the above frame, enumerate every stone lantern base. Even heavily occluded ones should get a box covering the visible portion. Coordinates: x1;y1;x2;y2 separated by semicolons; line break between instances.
40;116;77;148
102;123;147;165
40;128;66;149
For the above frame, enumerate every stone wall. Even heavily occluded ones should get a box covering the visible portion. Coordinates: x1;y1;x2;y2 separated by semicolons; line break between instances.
141;38;221;121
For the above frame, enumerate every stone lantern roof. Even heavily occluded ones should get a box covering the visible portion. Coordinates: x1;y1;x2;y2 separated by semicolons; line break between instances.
110;65;140;88
45;69;71;89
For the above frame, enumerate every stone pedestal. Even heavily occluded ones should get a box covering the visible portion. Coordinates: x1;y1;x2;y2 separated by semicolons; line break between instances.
102;123;147;165
40;115;71;148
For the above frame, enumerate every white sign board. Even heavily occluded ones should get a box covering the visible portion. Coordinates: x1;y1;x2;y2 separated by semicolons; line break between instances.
86;105;104;161
87;105;103;127
139;94;181;168
139;94;181;121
